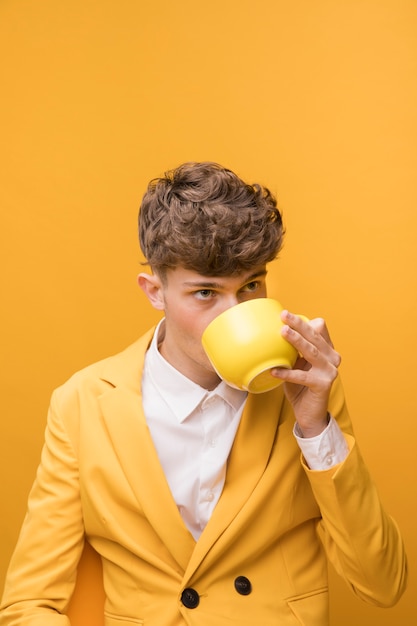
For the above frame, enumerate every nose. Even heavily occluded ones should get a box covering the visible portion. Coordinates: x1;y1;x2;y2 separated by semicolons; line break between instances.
218;294;240;314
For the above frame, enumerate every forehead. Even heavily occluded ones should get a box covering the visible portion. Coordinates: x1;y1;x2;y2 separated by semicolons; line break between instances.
165;266;267;289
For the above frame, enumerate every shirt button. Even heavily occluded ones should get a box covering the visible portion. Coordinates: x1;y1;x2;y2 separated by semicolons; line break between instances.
326;455;334;466
181;587;200;608
206;492;215;502
234;576;252;595
209;439;217;448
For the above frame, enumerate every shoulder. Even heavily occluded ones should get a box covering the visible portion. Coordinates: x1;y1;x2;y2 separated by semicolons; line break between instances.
52;327;155;406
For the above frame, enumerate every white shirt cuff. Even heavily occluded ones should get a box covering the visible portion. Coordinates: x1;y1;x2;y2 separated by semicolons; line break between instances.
293;416;349;470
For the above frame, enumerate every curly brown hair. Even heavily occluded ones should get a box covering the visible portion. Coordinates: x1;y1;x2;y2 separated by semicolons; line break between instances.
138;162;284;277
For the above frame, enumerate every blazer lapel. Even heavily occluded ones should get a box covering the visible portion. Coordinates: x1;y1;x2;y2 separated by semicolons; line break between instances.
98;387;196;571
96;333;196;572
184;386;286;578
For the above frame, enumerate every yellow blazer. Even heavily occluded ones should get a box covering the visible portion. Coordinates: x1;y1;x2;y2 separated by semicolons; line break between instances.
0;329;407;626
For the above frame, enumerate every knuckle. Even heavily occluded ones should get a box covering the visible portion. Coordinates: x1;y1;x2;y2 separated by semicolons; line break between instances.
310;345;319;359
297;369;310;385
329;364;339;383
311;317;326;332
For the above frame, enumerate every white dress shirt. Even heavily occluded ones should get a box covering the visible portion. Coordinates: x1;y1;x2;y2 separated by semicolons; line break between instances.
142;320;349;539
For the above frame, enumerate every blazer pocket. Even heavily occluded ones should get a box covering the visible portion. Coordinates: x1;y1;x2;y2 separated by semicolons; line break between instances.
287;587;329;626
104;611;144;625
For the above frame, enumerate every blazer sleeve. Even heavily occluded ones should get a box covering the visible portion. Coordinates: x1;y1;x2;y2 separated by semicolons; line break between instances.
303;380;408;608
0;389;85;626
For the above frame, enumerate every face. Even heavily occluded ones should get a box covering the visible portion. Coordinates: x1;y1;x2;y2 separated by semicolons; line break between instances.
138;265;268;389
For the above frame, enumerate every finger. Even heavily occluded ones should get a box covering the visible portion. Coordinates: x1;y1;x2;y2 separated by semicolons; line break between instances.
272;356;339;396
281;312;341;369
281;310;331;343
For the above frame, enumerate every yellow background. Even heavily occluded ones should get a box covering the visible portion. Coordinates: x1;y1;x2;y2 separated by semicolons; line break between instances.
1;1;416;624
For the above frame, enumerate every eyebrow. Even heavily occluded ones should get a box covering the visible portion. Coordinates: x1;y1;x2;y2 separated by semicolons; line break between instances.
183;270;268;289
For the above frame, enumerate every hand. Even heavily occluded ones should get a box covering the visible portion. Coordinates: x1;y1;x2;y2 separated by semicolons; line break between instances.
271;310;341;437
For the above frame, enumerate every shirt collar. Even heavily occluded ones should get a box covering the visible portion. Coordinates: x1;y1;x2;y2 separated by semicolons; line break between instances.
145;319;247;423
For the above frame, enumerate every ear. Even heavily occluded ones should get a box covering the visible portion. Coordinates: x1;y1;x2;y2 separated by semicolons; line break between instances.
137;272;165;311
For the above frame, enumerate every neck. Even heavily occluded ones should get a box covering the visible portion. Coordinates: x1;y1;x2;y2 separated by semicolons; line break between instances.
158;339;221;391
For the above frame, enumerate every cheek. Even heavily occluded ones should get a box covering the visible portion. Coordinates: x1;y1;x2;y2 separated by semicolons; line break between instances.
182;312;214;351
189;316;209;345
172;306;204;340
165;297;218;347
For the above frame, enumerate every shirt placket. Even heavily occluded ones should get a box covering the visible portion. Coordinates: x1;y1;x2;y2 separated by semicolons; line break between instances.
197;395;230;532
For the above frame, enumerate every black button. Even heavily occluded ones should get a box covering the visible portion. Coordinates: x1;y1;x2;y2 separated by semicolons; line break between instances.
181;587;200;609
234;575;252;595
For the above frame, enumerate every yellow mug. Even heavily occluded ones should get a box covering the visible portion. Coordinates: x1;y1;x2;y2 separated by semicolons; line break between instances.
202;298;303;393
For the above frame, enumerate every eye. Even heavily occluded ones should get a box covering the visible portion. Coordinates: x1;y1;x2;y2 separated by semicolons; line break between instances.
242;281;260;292
195;289;216;300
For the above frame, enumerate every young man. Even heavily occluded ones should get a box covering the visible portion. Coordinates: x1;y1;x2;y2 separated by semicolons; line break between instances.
0;162;407;625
